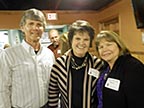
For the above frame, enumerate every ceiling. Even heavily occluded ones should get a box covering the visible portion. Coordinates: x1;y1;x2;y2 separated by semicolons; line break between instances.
0;0;118;11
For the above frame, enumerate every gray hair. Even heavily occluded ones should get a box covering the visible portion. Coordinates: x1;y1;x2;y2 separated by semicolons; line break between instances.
19;8;47;29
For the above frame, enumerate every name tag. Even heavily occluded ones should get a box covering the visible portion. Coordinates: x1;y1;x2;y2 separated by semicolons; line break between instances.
57;50;61;54
88;68;100;78
105;78;120;91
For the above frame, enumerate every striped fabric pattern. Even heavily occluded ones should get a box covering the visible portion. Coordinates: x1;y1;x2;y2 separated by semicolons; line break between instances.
48;50;103;108
0;41;55;108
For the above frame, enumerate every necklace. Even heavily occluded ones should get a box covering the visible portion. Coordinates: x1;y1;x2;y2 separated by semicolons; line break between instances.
71;56;88;70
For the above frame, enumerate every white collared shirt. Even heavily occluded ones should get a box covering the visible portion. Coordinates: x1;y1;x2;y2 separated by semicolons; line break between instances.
0;40;55;108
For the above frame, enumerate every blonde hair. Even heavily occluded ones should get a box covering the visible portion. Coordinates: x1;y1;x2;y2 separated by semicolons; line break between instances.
95;30;130;56
60;32;70;55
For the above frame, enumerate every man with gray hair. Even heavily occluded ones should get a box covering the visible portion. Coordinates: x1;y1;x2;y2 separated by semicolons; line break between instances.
0;8;55;108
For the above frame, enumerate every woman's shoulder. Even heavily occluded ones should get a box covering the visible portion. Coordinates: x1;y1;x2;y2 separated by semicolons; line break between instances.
118;54;144;71
124;54;143;66
89;54;102;63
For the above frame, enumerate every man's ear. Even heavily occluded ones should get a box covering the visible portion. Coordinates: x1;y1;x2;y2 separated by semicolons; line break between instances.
20;26;24;32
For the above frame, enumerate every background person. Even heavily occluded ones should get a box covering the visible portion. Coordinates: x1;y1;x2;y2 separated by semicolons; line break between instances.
0;8;55;108
59;31;70;55
3;43;11;49
48;29;61;58
0;43;11;54
48;20;104;108
95;30;144;108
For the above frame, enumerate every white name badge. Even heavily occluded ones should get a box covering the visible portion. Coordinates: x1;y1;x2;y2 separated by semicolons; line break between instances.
105;78;120;91
57;50;61;54
88;68;100;78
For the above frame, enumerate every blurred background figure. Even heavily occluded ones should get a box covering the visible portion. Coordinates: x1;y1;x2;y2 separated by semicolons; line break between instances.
59;31;70;55
3;43;11;49
0;43;10;54
48;29;70;58
48;29;61;58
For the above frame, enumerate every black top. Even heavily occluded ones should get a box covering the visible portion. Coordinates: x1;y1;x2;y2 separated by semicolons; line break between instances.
71;52;88;108
96;54;144;108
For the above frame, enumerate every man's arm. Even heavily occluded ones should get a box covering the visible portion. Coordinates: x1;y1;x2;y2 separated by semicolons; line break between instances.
0;51;12;108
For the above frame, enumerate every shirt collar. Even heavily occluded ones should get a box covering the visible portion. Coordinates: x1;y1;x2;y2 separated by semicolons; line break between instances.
21;40;42;55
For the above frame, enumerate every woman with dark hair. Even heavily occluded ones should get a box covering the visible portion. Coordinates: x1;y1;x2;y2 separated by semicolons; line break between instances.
48;20;104;108
95;30;144;108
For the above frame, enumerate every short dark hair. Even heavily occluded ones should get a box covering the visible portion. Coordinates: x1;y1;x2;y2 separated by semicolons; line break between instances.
68;20;95;48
